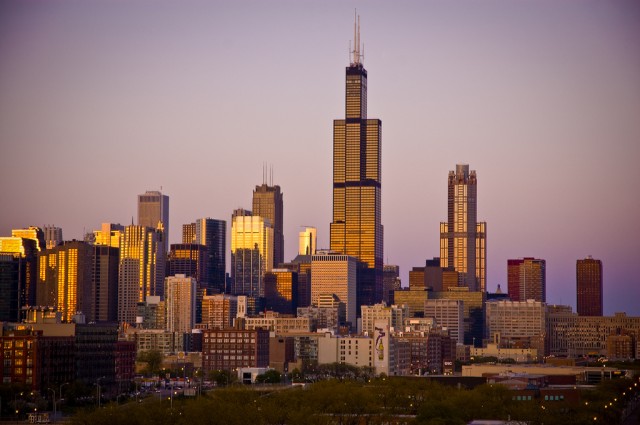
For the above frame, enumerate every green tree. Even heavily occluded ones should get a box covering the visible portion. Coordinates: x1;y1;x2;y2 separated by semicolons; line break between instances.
207;369;236;387
137;350;162;375
255;369;282;384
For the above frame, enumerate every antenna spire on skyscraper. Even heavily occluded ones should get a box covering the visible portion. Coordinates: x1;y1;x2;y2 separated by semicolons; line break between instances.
351;11;363;66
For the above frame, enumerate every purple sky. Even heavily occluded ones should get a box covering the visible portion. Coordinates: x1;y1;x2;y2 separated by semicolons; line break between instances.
1;1;639;315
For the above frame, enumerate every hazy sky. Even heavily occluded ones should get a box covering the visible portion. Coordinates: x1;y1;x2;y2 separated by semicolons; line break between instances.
1;1;639;315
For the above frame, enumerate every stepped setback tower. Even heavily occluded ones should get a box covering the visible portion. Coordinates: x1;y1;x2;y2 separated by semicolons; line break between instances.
330;15;383;306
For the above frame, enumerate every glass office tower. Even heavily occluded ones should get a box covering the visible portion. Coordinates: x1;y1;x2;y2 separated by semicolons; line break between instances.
330;17;383;306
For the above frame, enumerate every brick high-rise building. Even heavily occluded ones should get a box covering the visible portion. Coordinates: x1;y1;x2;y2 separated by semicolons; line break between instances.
202;328;269;372
164;274;196;333
507;257;546;302
577;256;603;316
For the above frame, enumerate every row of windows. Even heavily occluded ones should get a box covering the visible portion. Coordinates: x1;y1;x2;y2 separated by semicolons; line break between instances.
204;338;255;343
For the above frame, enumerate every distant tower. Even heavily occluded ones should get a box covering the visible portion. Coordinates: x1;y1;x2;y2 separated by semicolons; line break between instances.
330;14;384;305
298;227;317;256
182;223;196;244
507;258;546;302
138;191;169;238
382;264;401;304
577;256;603;316
44;226;63;249
252;182;284;268
440;164;487;292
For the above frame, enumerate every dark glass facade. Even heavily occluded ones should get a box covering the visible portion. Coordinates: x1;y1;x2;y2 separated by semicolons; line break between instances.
91;245;120;323
0;255;23;322
252;184;284;268
167;243;208;285
264;270;298;314
195;218;226;294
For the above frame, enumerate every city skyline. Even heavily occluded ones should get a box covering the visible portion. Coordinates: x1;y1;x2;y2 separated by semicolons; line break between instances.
1;1;639;315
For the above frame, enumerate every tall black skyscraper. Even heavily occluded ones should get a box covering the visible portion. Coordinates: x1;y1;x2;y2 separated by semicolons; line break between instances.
252;182;284;268
195;218;226;293
330;16;383;306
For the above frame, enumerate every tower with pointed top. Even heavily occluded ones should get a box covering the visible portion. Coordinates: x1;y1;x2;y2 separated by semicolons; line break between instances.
439;164;487;292
330;15;383;307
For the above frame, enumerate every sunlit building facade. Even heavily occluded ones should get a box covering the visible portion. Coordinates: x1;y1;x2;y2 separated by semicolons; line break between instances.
508;257;546;302
201;294;237;329
576;256;603;316
230;211;273;298
93;223;125;248
330;24;383;306
36;241;93;322
298;227;317;256
138;190;169;295
118;225;162;325
440;164;486;292
167;243;207;285
253;184;284;268
439;164;487;292
11;227;46;252
182;223;196;244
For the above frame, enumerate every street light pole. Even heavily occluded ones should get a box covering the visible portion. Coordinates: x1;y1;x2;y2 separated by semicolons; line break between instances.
57;383;68;422
47;389;56;424
96;377;105;408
